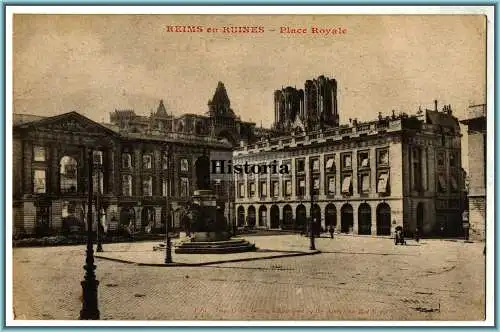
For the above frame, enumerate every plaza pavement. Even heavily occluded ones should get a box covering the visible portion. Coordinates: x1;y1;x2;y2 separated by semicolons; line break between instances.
94;235;319;266
12;234;486;321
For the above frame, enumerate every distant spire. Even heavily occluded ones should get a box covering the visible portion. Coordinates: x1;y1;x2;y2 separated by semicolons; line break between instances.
209;81;230;108
155;99;168;117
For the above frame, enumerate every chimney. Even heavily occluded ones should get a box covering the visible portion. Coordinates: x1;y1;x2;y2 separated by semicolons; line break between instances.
434;100;438;111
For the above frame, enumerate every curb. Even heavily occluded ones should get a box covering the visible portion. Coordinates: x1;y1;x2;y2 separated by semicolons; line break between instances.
95;250;321;267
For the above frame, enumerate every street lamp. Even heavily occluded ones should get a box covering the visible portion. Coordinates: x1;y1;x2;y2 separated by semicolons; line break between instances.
93;151;104;253
164;146;172;264
80;149;100;320
309;164;316;251
310;189;316;250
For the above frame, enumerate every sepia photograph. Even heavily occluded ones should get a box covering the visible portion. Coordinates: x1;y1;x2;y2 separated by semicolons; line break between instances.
6;6;494;325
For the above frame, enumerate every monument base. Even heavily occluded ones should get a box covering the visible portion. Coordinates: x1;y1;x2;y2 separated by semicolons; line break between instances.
173;189;257;254
174;238;256;254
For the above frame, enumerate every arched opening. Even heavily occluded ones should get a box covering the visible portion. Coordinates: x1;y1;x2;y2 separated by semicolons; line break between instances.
283;205;293;229
120;207;136;233
340;204;353;233
237;206;245;226
296;205;307;232
270;205;280;229
60;156;78;193
141;207;155;233
325;204;337;229
258;205;267;227
358;203;372;235
376;203;391;235
416;202;424;231
247;206;256;227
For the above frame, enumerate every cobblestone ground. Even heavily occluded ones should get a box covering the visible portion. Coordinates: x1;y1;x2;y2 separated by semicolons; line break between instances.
12;235;486;321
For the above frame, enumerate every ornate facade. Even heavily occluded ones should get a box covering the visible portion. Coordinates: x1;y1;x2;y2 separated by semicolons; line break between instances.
109;82;259;146
234;99;465;237
12;111;233;237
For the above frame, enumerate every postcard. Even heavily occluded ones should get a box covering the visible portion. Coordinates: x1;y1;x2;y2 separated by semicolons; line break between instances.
6;6;494;326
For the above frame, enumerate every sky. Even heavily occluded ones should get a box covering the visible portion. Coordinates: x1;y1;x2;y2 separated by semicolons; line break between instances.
13;14;486;129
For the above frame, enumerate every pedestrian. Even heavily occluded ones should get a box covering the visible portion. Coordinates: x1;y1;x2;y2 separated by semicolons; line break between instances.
328;225;334;239
415;227;420;243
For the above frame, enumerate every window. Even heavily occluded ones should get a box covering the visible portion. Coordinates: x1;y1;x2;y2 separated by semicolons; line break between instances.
60;156;78;193
122;175;132;196
143;176;153;196
162;178;169;196
327;176;335;195
412;147;422;191
341;175;352;194
342;154;352;169
249;182;256;197
297;179;306;196
449;152;458;168
358;151;369;168
93;151;103;165
437;151;445;167
122;153;132;169
180;177;189;197
311;158;320;172
360;174;370;193
238;183;245;198
162;152;169;170
180;158;189;172
296;159;305;173
260;181;267;197
437;175;447;192
377;149;389;166
450;176;459;192
143;154;152;169
271;181;279;197
377;173;389;193
284;180;292;196
325;156;335;173
312;177;320;189
33;169;46;193
34;146;46;162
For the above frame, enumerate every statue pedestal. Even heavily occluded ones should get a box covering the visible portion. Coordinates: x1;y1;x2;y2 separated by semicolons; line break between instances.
174;189;256;254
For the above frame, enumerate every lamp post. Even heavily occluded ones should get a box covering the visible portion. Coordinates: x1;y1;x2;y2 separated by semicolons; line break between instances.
95;159;103;253
164;146;172;264
309;193;316;250
80;149;100;320
309;165;316;251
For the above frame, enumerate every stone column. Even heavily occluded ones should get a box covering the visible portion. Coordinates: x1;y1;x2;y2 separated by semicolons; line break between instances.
23;141;33;194
352;201;359;234
134;148;143;196
154;206;162;229
370;202;378;235
134;206;143;230
319;154;325;199
371;147;377;197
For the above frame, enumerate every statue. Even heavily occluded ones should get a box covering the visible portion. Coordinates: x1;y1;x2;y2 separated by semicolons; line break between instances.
195;155;211;190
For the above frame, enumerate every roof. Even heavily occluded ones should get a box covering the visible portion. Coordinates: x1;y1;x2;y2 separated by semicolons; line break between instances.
13;113;47;125
425;110;460;131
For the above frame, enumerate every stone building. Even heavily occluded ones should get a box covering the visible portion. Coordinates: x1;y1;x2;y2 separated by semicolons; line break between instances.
273;75;339;135
110;81;258;146
234;81;464;237
460;104;487;240
12;110;234;237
